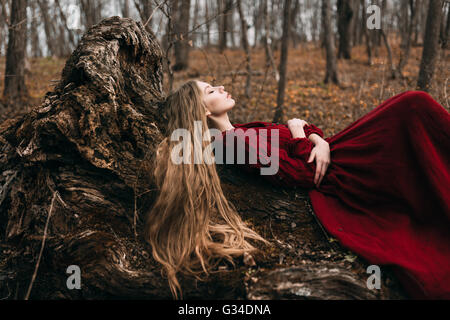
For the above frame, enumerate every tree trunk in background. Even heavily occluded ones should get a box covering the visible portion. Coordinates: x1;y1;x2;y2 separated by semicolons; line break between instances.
0;0;9;56
3;0;29;108
263;0;279;82
322;0;339;84
352;0;361;46
134;0;154;32
290;0;300;48
79;0;102;29
237;0;251;98
417;0;444;91
253;1;261;48
192;0;199;46
392;0;419;79
361;0;372;65
273;0;291;123
219;0;232;52
173;0;191;71
228;4;236;47
337;0;354;59
121;0;130;18
218;0;225;51
439;3;449;48
311;0;319;44
205;0;210;47
55;0;77;52
30;0;42;58
381;29;395;76
444;4;450;49
38;0;58;57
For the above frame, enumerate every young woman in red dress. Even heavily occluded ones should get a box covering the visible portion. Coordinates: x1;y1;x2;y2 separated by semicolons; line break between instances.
146;80;450;299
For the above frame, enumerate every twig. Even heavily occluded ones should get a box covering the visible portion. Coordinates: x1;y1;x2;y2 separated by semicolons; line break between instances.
24;190;60;300
144;0;167;28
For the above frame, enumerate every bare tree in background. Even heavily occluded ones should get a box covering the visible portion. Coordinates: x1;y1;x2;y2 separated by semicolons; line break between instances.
3;0;29;108
121;0;130;18
173;0;191;71
134;0;154;32
263;0;279;82
37;0;58;57
30;0;42;58
392;0;420;79
361;0;372;65
0;0;9;56
417;0;444;91
337;0;354;59
442;2;450;49
218;0;233;53
205;0;211;46
273;0;292;123
237;0;251;98
322;0;339;84
79;0;103;29
289;0;301;48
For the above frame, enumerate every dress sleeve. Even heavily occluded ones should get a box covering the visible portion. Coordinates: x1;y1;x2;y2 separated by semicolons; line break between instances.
304;123;324;138
217;130;316;189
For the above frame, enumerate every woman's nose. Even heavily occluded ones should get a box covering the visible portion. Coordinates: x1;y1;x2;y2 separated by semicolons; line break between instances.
218;86;224;92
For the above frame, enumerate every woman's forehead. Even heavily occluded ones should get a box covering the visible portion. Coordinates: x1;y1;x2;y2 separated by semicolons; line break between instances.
196;81;210;88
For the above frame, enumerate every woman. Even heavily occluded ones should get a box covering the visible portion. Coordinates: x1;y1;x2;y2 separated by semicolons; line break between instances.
146;79;450;299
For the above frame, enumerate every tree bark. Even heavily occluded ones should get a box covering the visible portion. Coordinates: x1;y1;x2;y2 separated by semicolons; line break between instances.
3;0;29;108
0;17;407;300
322;0;339;84
417;0;444;91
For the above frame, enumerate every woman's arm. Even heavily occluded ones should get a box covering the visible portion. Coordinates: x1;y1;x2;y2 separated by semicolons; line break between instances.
289;122;330;188
218;130;317;189
308;133;324;145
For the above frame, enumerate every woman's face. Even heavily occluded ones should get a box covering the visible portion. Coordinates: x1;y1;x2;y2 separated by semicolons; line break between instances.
196;81;235;117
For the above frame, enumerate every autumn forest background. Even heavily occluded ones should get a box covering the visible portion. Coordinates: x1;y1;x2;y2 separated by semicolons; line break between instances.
0;0;449;138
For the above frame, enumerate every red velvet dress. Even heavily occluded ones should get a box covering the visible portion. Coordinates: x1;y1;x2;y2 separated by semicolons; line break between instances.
217;91;450;299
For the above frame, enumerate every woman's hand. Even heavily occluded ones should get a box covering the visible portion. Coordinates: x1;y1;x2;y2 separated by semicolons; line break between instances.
287;118;309;138
307;140;330;188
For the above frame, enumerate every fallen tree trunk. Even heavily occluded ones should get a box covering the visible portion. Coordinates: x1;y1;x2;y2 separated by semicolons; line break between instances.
0;17;407;300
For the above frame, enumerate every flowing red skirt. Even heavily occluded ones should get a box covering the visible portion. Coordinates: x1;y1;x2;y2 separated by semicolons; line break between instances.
308;91;450;299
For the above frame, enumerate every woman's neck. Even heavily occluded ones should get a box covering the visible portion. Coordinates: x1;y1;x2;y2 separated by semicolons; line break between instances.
208;113;235;132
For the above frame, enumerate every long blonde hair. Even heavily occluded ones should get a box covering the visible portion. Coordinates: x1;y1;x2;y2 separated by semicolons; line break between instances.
144;80;269;299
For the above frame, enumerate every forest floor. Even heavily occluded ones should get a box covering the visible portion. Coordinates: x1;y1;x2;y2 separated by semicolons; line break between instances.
0;42;448;136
